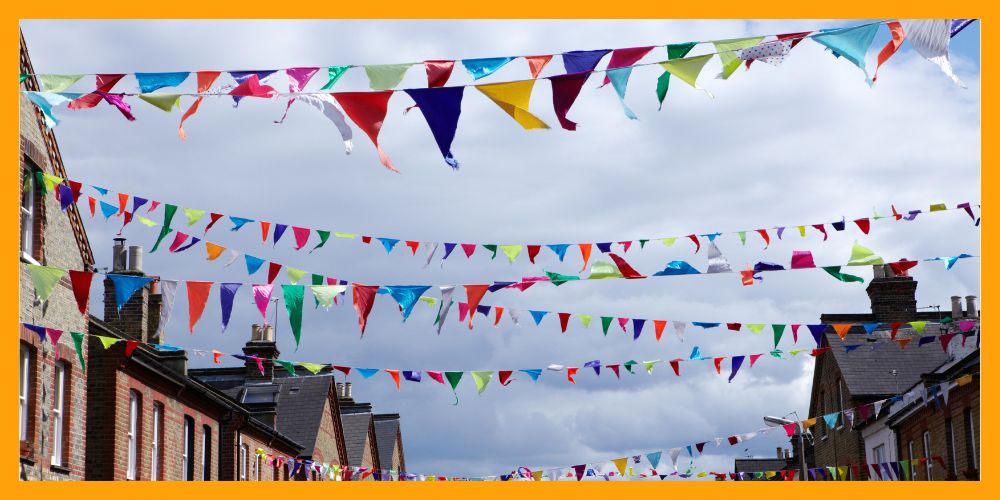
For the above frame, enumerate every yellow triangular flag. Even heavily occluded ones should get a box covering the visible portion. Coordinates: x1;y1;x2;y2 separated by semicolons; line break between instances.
183;207;205;226
286;267;306;285
96;335;121;349
847;240;884;266
713;37;765;79
137;215;158;227
499;244;523;264
611;457;628;476
476;80;549;130
138;93;181;112
658;55;715;96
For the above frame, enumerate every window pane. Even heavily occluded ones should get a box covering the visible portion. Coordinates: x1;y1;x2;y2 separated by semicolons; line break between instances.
51;364;65;466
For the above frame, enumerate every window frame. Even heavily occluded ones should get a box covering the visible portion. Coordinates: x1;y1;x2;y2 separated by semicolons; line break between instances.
965;408;978;470
908;441;917;480
20;166;40;262
19;344;32;443
151;403;163;480
50;361;67;467
183;415;195;481
256;452;262;481
202;424;212;480
946;417;958;475
923;431;933;480
239;440;249;481
127;391;140;480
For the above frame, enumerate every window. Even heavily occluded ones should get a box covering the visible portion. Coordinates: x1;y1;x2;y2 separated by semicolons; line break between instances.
183;416;195;480
818;390;826;437
965;408;978;470
127;391;140;480
946;418;957;475
923;431;933;480
51;362;67;466
873;444;885;465
239;440;249;480
202;425;212;480
256;453;262;481
908;441;917;480
20;167;39;260
151;403;163;480
19;345;32;442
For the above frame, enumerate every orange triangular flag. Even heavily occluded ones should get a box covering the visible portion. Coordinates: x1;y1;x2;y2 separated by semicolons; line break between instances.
578;243;592;272
205;242;226;261
525;55;554;78
186;281;213;333
897;338;912;349
832;324;852;341
385;369;401;390
464;284;490;330
653;320;667;341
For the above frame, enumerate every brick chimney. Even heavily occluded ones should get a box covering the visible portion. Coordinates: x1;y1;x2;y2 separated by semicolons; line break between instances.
243;324;280;381
103;238;151;342
866;264;917;323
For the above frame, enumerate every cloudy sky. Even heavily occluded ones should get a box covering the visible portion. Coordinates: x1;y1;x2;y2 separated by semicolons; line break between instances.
21;19;980;478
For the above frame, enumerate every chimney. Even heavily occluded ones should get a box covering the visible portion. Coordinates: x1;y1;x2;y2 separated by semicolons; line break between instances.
243;324;280;381
147;277;163;344
866;264;917;323
776;447;783;459
966;296;978;318
951;296;964;319
128;245;143;272
336;382;345;398
345;381;352;399
104;238;150;342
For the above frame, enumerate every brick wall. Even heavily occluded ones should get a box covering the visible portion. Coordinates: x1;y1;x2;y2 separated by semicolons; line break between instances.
896;378;980;480
808;357;872;476
312;394;346;474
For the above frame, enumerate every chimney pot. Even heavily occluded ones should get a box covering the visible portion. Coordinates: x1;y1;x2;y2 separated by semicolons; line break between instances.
965;296;978;318
345;382;352;399
251;324;262;341
128;245;143;272
951;296;963;319
112;238;127;272
777;447;783;459
336;382;345;398
264;325;274;342
872;265;885;279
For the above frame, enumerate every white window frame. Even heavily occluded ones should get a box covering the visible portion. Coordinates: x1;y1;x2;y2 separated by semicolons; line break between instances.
183;416;194;481
151;404;162;480
19;346;30;441
202;425;211;480
239;440;249;480
51;362;66;466
873;444;885;467
948;419;958;475
20;169;37;262
908;441;917;480
967;410;978;469
256;453;262;481
923;431;933;480
127;392;139;480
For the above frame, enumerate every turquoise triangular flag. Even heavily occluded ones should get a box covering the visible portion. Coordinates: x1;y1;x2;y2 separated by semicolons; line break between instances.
107;274;154;313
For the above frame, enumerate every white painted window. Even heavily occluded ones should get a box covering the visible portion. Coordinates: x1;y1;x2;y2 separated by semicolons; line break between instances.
948;419;958;475
151;404;162;480
202;425;211;480
51;362;66;466
127;391;139;480
873;444;885;465
183;416;194;480
20;169;36;259
908;441;917;480
19;345;30;441
923;431;933;480
966;409;978;469
239;441;249;480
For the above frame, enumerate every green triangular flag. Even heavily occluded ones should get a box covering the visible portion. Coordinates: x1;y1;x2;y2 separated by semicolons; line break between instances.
183;207;205;226
656;42;697;109
27;264;65;303
38;74;84;92
299;362;325;375
19;74;28;84
772;324;786;348
639;239;648;249
151;204;178;253
823;266;865;284
847;241;884;266
445;371;464;391
282;285;305;349
544;270;580;286
482;244;498;259
320;65;351;90
70;332;86;371
738;231;747;245
713;37;765;79
471;371;494;394
276;359;298;376
642;360;658;374
579;314;592;328
138;93;181;112
96;335;121;350
364;63;411;91
601;316;613;336
499;244;522;264
623;360;638;374
588;261;623;280
311;230;331;253
746;323;766;334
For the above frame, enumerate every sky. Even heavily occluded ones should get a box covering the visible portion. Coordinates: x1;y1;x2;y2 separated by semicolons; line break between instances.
21;19;980;479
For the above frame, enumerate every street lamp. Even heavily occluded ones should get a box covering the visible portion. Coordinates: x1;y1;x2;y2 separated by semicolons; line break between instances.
763;413;809;481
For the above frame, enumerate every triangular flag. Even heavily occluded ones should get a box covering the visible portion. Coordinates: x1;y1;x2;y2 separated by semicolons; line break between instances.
282;284;305;349
334;91;398;172
404;86;464;169
351;284;380;336
186;281;213;333
476;80;549;129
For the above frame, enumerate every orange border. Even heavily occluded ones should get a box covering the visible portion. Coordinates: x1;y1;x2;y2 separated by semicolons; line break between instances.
6;4;989;497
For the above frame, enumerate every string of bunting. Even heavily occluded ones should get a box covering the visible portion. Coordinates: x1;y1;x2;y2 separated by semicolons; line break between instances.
22;20;972;171
37;173;981;265
495;374;974;481
20;321;977;402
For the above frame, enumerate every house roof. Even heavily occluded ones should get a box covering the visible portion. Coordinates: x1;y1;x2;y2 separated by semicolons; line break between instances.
341;411;375;467
734;458;790;473
821;325;952;397
373;415;400;469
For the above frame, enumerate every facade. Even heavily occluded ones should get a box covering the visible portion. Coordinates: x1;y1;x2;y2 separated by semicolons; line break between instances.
806;263;979;480
86;242;301;481
374;414;406;476
339;395;382;478
19;31;96;481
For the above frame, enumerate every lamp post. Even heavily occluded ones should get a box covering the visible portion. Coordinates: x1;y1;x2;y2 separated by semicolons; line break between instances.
764;413;808;481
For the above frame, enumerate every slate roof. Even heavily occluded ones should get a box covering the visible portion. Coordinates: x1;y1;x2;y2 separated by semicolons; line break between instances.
373;415;400;469
341;412;374;467
821;324;953;397
734;458;791;473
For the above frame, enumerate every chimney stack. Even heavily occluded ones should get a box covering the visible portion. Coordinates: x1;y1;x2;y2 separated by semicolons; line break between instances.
776;447;783;459
112;237;127;272
104;238;150;342
951;296;964;319
243;323;280;381
966;296;978;318
866;264;917;323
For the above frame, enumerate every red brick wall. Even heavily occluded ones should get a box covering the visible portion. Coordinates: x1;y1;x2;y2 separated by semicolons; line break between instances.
809;357;869;474
896;378;980;480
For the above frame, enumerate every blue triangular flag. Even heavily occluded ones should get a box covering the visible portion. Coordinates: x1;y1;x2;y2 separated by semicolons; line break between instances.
461;57;515;80
519;368;542;381
529;310;548;325
107;274;154;313
546;244;570;261
245;254;265;275
383;285;431;321
357;368;379;379
377;237;400;254
230;216;253;231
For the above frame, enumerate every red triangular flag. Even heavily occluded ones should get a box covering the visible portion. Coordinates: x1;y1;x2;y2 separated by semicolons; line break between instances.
653;320;667;341
405;240;420;255
179;71;222;140
351;284;380;336
756;229;770;248
873;22;906;83
125;340;140;357
669;359;681;377
854;218;870;234
424;60;455;88
525;55;553;78
713;357;725;374
558;312;571;333
498;370;514;386
461;243;476;258
550;72;590;131
464;284;490;330
292;226;311;250
186;281;213;333
260;221;271;242
688;234;701;253
608;364;620;378
267;262;282;284
204;213;223;234
228;74;277;98
117;192;128;215
526;245;541;264
608;252;645;279
333;91;398;172
68;270;94;315
601;46;654;86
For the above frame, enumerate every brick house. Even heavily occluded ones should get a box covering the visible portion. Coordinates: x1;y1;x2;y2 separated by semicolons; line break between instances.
806;264;979;479
19;31;96;481
374;413;406;476
189;326;355;480
339;395;382;478
86;241;301;480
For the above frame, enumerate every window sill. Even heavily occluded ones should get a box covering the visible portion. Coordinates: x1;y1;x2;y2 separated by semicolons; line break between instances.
20;252;40;266
49;464;71;475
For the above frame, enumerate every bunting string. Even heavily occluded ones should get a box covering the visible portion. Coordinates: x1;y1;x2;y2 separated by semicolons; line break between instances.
41;174;980;265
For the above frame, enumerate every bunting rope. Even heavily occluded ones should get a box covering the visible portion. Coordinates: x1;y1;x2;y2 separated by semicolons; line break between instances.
39;173;981;264
21;321;976;398
22;20;973;171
